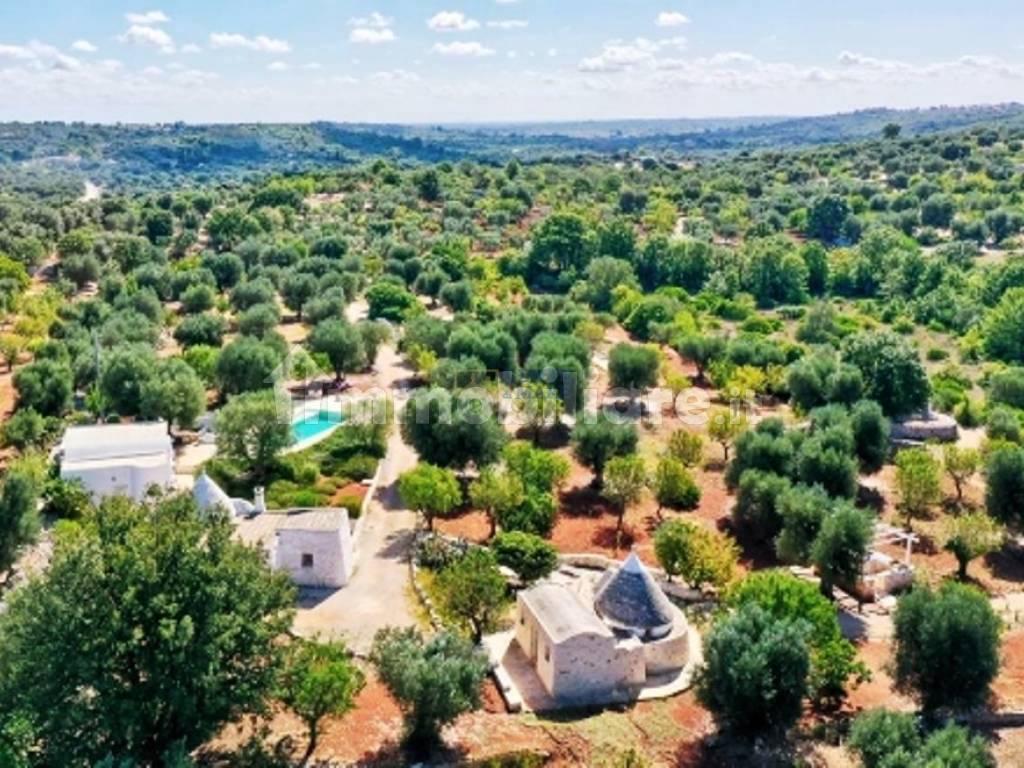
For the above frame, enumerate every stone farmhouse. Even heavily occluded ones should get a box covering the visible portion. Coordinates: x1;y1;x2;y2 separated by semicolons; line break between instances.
514;553;691;706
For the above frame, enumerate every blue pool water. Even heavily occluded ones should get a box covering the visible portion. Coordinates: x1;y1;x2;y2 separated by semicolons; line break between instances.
291;411;345;444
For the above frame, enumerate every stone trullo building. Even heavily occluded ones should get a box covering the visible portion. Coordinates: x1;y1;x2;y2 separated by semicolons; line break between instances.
514;553;690;706
192;473;355;589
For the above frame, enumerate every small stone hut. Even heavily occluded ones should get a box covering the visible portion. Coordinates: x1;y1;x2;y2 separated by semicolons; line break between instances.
514;553;689;705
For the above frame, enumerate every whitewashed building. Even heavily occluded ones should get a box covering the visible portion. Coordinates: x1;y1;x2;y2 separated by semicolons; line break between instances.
271;509;355;588
194;474;355;589
58;422;174;501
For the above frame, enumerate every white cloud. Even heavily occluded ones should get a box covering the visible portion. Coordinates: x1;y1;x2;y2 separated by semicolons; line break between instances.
487;20;528;30
169;68;218;87
302;62;322;71
209;33;290;53
0;41;82;70
428;12;480;32
371;68;421;86
267;61;289;71
0;44;37;61
71;40;97;53
432;41;495;57
141;65;163;76
125;10;169;25
579;36;685;72
656;11;689;28
119;25;175;54
180;43;201;54
350;12;393;29
349;12;396;44
125;11;169;26
350;27;396;44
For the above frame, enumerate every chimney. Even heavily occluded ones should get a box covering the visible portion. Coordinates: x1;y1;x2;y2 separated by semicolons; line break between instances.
254;486;266;514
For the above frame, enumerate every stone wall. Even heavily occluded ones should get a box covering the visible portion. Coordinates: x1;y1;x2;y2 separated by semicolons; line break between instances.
642;605;690;675
891;412;958;443
515;594;647;706
272;525;352;588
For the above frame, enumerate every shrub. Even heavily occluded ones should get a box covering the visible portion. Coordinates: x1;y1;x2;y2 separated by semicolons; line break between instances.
334;493;363;519
42;476;92;520
727;570;868;708
654;519;738;591
917;724;995;768
496;490;557;538
492;532;558;583
666;429;704;467
413;533;469;570
986;405;1021;443
335;454;379;482
652;457;701;511
986;445;1024;525
847;709;921;768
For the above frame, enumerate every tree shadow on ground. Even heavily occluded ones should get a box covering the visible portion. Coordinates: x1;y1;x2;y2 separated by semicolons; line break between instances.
857;484;886;514
671;733;830;768
591;523;636;553
912;531;942;556
985;544;1024;582
558;485;614;519
512;422;571;449
724;522;782;571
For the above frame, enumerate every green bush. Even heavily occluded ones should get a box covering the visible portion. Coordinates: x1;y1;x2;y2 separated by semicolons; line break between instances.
413;534;469;570
492;532;558;583
847;709;920;768
335;493;363;518
335;454;379;482
986;405;1021;443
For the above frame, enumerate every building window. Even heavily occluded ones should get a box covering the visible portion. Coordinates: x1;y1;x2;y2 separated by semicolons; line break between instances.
544;645;550;662
301;553;314;568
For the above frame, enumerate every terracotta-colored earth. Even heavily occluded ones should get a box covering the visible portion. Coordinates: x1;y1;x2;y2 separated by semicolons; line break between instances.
993;630;1024;711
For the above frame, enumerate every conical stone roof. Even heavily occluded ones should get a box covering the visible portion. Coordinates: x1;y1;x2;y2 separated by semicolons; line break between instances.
193;472;237;515
593;552;675;637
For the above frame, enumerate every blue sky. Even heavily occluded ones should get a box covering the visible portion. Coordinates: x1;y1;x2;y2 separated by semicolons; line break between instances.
1;1;1023;123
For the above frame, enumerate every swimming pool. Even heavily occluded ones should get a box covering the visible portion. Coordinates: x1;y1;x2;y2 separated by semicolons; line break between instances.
291;411;345;445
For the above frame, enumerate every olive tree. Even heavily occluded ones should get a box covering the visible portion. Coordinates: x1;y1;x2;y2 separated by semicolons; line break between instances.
892;582;1001;713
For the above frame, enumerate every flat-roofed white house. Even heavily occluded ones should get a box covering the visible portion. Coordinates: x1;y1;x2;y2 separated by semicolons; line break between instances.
513;553;691;706
58;422;174;502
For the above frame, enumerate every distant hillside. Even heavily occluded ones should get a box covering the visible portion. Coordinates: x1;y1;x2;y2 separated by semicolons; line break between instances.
2;102;1023;192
